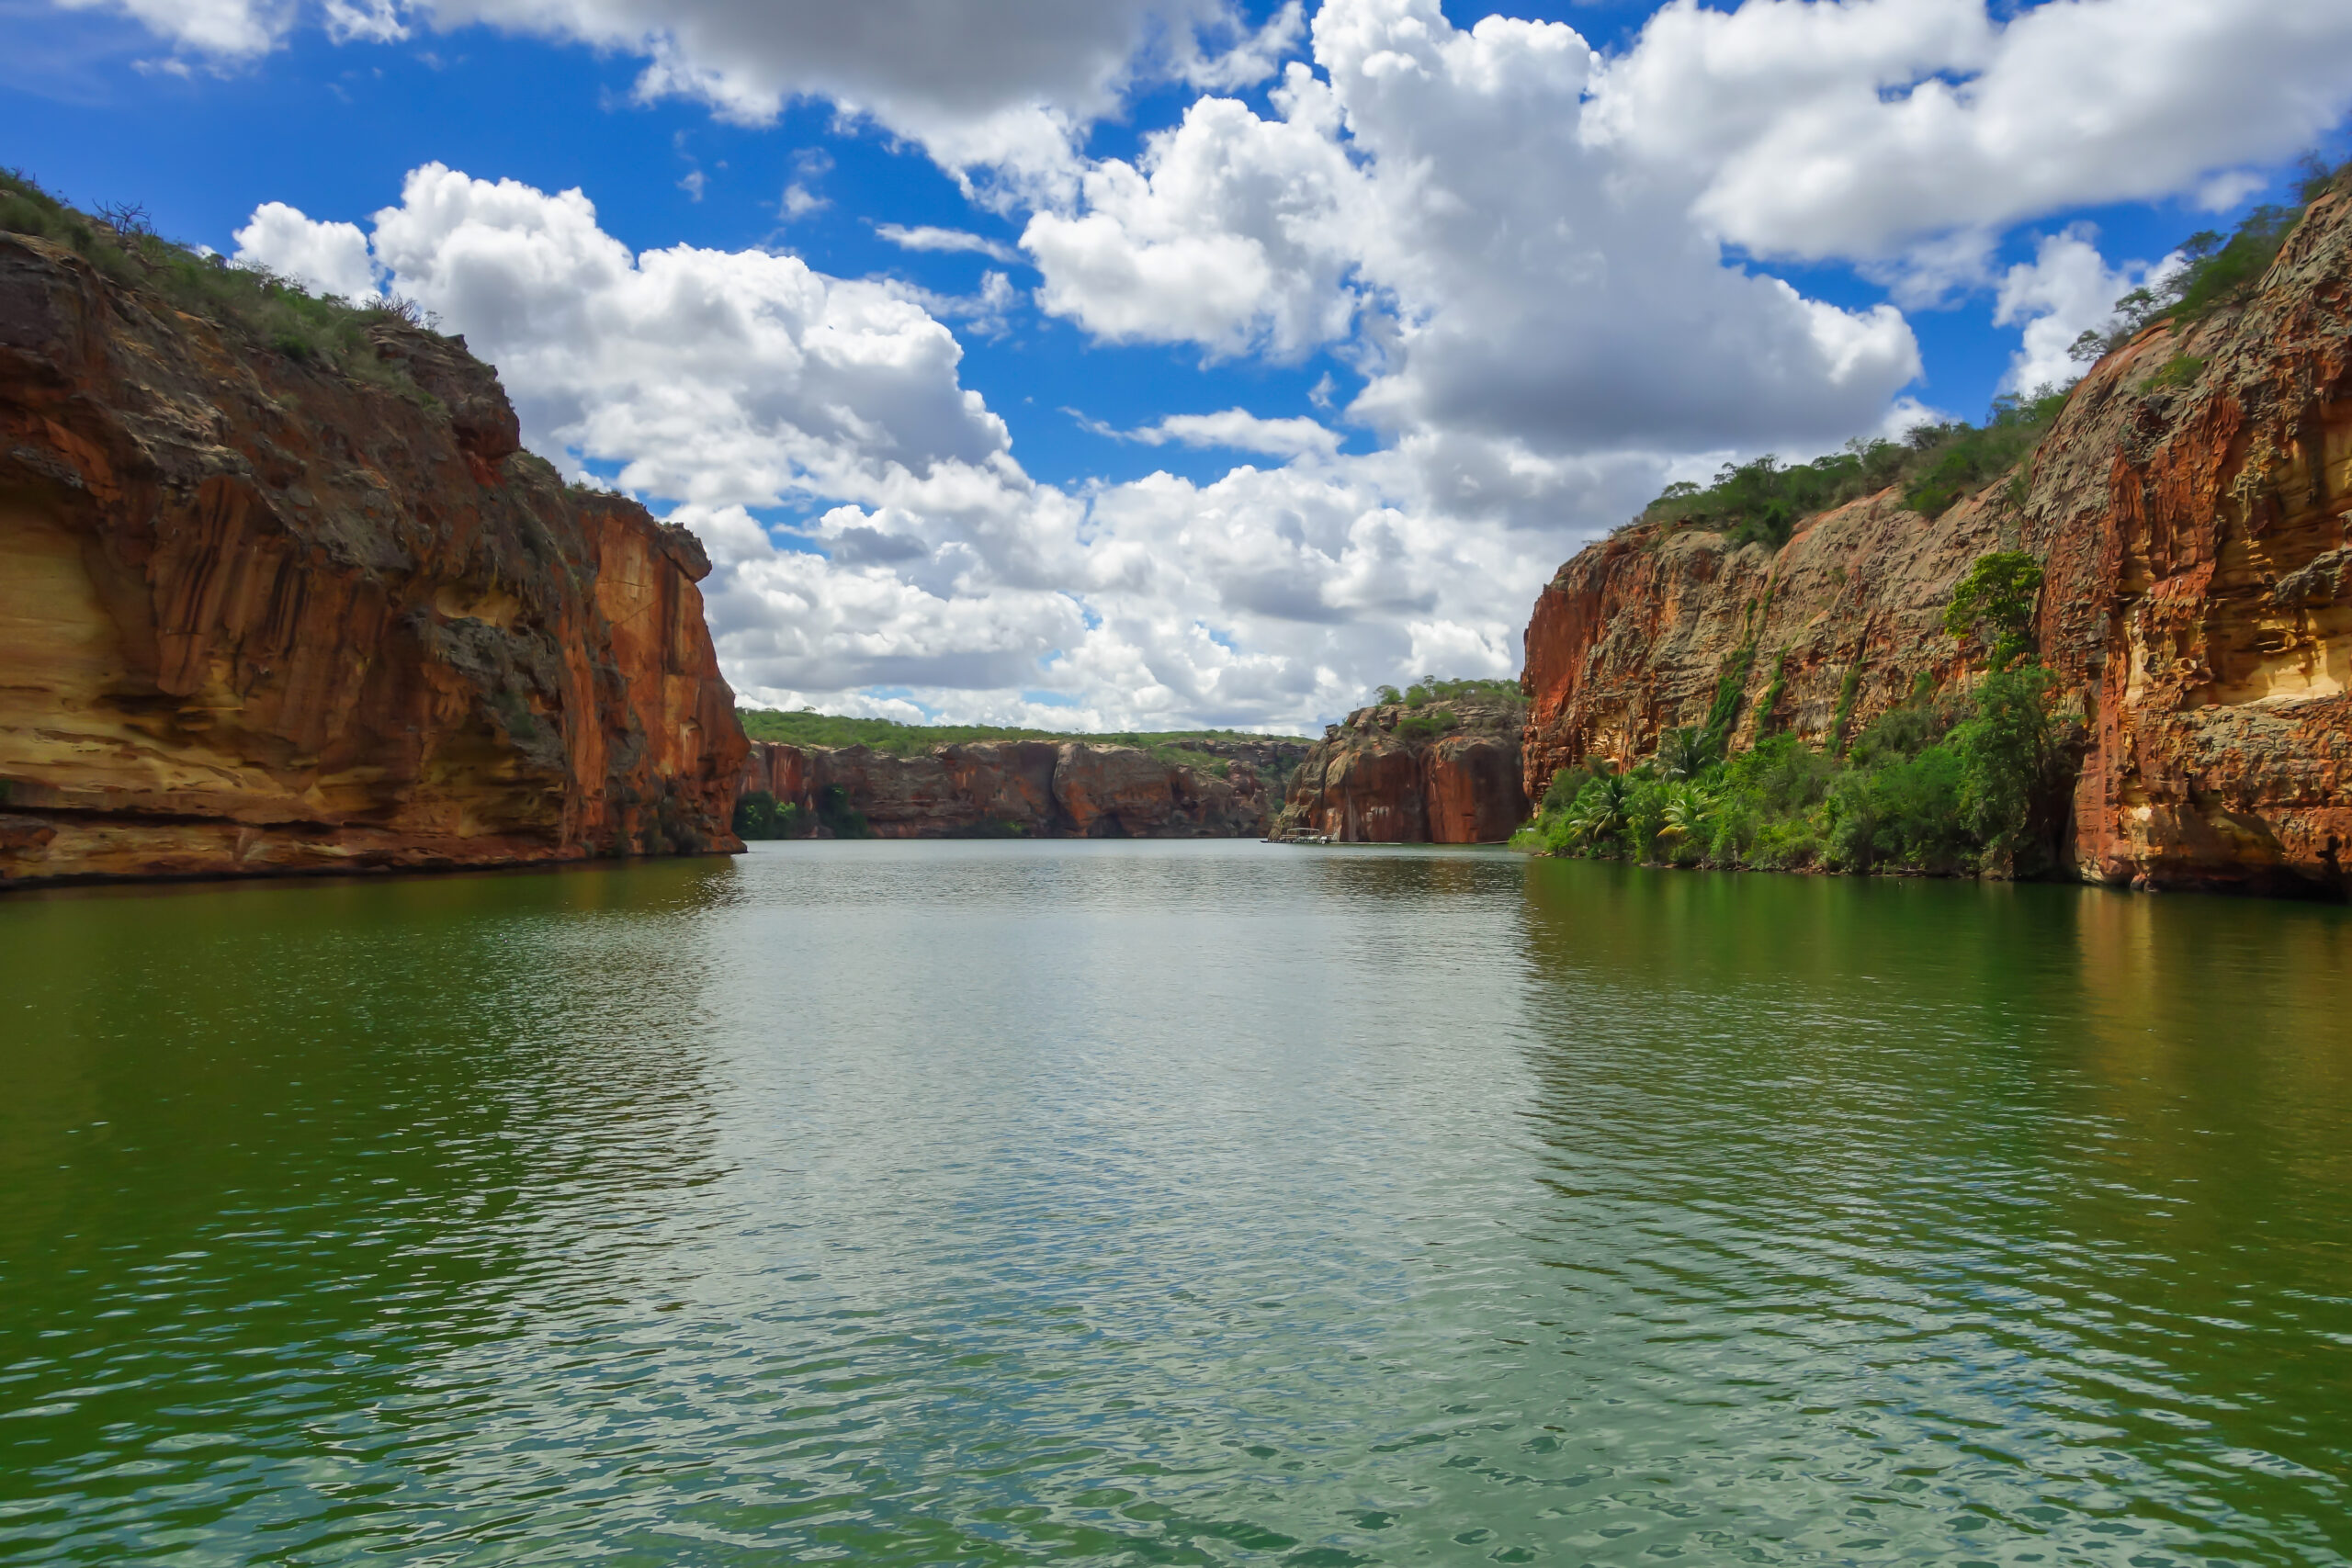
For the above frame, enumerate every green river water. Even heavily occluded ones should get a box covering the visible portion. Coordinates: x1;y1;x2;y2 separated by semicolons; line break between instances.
1;840;2346;1566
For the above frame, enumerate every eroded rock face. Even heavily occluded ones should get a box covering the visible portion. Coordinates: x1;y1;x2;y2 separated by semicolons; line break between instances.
1521;188;2352;897
1272;702;1528;843
740;739;1303;838
0;234;745;887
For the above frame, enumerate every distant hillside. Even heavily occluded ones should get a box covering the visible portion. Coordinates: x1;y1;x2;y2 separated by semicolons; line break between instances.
737;708;1314;764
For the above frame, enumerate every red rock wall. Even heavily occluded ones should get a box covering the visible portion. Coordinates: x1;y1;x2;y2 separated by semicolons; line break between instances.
1520;187;2352;897
1273;703;1528;843
0;233;745;887
740;739;1288;838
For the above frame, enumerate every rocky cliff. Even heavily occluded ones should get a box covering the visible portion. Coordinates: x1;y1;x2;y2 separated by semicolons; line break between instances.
1522;183;2352;897
0;231;745;887
1272;700;1527;843
740;737;1306;838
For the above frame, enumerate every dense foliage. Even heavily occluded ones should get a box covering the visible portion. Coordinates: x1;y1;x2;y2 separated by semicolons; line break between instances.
2070;156;2349;365
732;784;870;840
732;791;801;840
0;168;437;401
1637;387;2072;546
1513;552;2077;880
1367;676;1525;743
1371;676;1525;711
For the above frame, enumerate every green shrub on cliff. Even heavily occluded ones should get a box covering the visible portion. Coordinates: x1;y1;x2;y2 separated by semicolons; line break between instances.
1393;709;1458;742
1943;550;2045;671
733;791;804;840
1516;553;2076;880
0;169;437;402
1638;387;2071;545
2068;157;2349;367
1373;676;1524;713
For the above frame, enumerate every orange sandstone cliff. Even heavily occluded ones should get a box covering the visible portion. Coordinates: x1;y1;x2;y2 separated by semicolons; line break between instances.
0;232;746;887
1521;185;2352;897
740;736;1306;838
1272;700;1527;843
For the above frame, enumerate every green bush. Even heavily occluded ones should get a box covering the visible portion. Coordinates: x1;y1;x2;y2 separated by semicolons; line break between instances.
0;168;436;404
732;791;804;840
1514;656;2076;880
1944;550;2044;671
1699;643;1758;759
2071;158;2348;366
1378;675;1525;712
1636;386;2070;545
814;784;872;840
1393;708;1458;743
1829;659;1864;756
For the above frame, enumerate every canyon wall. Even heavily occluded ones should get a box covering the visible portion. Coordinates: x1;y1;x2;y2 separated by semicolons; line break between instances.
0;232;746;887
1272;701;1527;843
740;737;1308;838
1522;186;2352;897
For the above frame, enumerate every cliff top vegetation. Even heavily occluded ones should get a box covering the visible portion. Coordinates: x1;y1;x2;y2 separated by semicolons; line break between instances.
1632;158;2352;557
2070;153;2351;364
1370;676;1525;712
1634;387;2072;550
0;168;442;402
737;708;1313;759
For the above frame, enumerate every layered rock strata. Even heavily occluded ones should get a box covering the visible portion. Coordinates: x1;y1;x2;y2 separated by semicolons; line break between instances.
1522;186;2352;897
0;233;745;887
1272;701;1528;843
739;738;1307;838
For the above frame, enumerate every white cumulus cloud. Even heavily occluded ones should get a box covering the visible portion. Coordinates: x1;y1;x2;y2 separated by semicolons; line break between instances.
1589;0;2352;263
57;0;1302;196
232;201;380;299
1026;0;1923;457
233;165;1628;730
1992;228;2179;394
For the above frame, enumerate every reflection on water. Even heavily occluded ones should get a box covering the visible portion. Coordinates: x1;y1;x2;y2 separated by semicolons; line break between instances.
0;843;2346;1564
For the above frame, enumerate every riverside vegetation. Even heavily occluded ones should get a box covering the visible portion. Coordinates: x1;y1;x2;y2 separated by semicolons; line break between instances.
1512;552;2071;875
1515;171;2349;883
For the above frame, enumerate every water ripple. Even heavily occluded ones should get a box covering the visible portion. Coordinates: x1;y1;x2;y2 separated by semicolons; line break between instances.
0;843;2346;1564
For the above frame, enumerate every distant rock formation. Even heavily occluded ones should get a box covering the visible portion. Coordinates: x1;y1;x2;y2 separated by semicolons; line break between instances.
739;736;1310;838
1271;701;1527;843
0;230;744;887
1521;181;2352;897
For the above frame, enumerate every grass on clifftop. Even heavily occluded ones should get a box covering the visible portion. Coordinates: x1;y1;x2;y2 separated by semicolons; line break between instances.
0;168;437;400
1636;160;2352;556
1634;387;2072;549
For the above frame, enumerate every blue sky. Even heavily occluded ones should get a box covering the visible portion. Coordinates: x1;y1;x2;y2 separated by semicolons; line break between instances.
5;0;2347;730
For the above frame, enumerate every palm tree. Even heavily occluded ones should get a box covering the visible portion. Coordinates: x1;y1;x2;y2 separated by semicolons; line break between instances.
1657;783;1714;851
1566;772;1634;849
1657;727;1712;780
